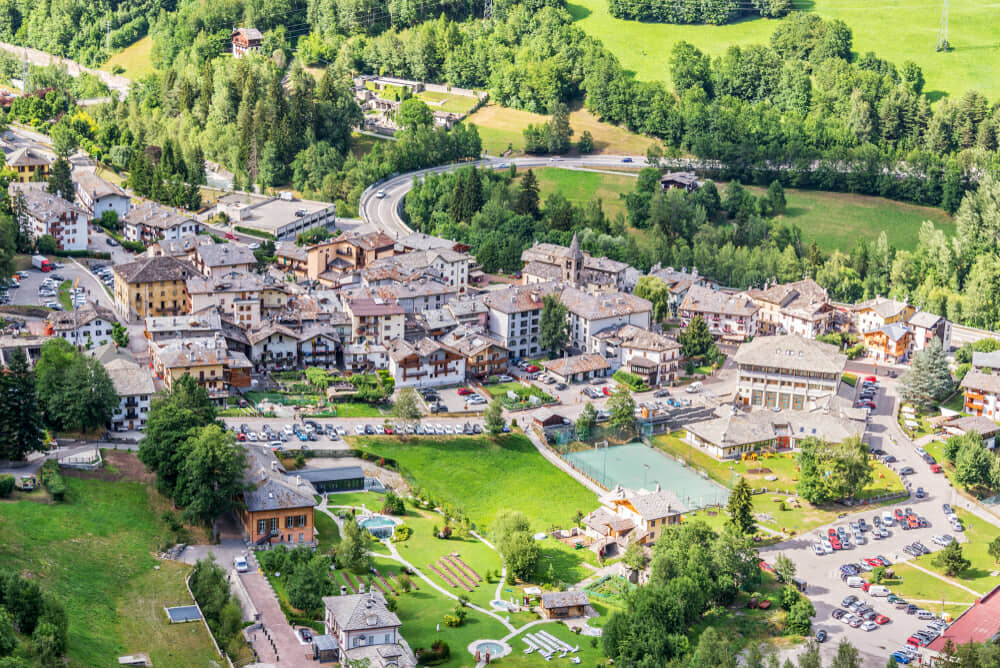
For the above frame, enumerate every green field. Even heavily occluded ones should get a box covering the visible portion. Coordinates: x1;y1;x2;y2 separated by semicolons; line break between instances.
101;35;155;80
523;168;954;251
567;0;1000;100
348;434;598;532
910;510;1000;596
0;474;218;667
416;90;480;114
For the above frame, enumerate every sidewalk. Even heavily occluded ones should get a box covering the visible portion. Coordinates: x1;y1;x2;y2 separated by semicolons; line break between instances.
239;559;308;667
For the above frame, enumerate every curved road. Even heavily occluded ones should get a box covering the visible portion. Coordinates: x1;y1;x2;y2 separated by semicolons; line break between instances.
360;155;661;237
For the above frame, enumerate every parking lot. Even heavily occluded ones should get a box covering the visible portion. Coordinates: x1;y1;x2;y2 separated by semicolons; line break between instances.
220;416;487;450
6;260;115;311
761;377;991;665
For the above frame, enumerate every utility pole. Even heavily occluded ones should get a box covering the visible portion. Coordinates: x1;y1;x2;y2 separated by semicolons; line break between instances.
22;61;29;94
484;0;493;21
936;0;949;52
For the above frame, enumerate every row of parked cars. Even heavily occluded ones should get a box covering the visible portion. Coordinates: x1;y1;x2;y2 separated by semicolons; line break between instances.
93;265;116;290
855;376;879;410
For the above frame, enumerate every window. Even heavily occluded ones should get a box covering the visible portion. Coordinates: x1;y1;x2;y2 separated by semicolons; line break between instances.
257;519;266;535
269;517;278;533
286;516;294;529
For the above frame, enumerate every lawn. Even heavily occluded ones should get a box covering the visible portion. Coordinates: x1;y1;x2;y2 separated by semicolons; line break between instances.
416;90;480;114
321;401;386;418
0;474;219;668
465;103;660;156
523;167;636;221
101;35;156;80
348;434;599;532
842;372;857;387
567;0;1000;100
484;381;526;398
57;279;72;310
314;510;341;552
350;130;394;159
941;391;967;414
878;563;978;609
910;509;1000;596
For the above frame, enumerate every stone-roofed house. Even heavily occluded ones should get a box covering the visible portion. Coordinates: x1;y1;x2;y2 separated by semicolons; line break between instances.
9;182;88;250
145;310;223;343
395;231;470;254
149;334;252;400
560;286;652;352
406;308;458;341
679;285;758;341
539;591;590;619
684;408;866;460
192;243;256;277
647;264;718;317
362;277;460;314
231;27;262;58
298;324;340;370
346;297;405;344
75;171;130;220
590;324;681;387
973;351;1000;373
862;322;913;364
113;255;197;321
733;334;847;411
440;326;508;379
315;231;396;283
386;337;465;388
146;233;214;261
585;485;685;552
187;271;265;327
274;241;309;278
943;415;1000;450
746;279;833;338
240;445;317;546
122;201;202;244
322;591;416;668
908;310;951;353
660;171;700;192
961;370;1000;420
482;283;558;359
446;295;489;328
5;147;50;182
49;301;118;347
365;248;472;290
247;323;301;370
87;343;155;431
544;353;611;384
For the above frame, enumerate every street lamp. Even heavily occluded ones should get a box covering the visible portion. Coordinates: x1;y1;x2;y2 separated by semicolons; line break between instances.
643;463;650;490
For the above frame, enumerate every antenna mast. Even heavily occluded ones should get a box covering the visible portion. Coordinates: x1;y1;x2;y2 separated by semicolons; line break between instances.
936;0;949;51
484;0;493;21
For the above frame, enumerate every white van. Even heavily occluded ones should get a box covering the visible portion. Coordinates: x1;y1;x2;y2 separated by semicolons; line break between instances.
882;510;894;526
869;585;891;597
846;576;864;588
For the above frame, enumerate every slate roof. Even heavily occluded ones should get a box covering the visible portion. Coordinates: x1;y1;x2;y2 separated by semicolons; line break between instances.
593;324;680;352
733;334;846;375
854;296;910;319
482;283;557;314
187;271;264;295
684;410;865;450
440;326;507;357
123;201;197;231
540;591;589;609
908;311;945;329
961;370;1000;395
114;256;196;284
972;351;1000;371
243;445;317;513
5;147;50;168
347;298;405;317
9;182;87;220
75;171;127;200
195;243;256;269
87;343;155;397
680;285;758;317
395;231;461;252
874;323;911;342
49;301;117;330
544;353;610;377
386;336;458;363
946;416;1000;437
322;591;401;632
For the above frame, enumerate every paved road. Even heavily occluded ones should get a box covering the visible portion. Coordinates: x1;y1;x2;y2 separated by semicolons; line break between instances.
762;378;999;666
359;155;654;237
0;42;130;97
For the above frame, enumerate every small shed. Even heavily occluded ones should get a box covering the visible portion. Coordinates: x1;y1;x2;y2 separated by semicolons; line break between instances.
313;634;339;663
533;409;567;430
297;466;366;493
539;591;589;619
660;171;700;192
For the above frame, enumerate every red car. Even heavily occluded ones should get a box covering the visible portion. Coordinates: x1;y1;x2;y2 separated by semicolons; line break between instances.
830;536;842;550
759;560;775;573
384;426;394;435
602;386;612;396
864;558;882;567
526;365;540;373
828;528;837;538
865;376;878;383
874;615;890;625
236;433;246;441
931;464;943;473
894;508;905;522
457;388;473;396
225;232;238;240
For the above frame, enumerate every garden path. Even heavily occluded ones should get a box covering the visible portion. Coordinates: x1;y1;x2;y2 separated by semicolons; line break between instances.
904;559;984;597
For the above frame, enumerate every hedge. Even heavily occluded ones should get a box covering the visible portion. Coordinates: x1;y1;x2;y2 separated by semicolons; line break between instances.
235;226;275;240
39;459;65;502
52;249;112;259
613;369;650;392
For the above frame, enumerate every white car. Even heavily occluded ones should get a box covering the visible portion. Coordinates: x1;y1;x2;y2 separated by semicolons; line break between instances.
247;432;258;441
436;424;445;435
354;424;365;435
821;539;832;552
861;621;878;632
917;610;937;620
234;555;249;573
375;425;385;435
376;189;387;199
496;375;514;382
932;534;954;547
444;425;454;435
248;242;261;250
882;511;894;526
336;425;346;436
283;424;295;435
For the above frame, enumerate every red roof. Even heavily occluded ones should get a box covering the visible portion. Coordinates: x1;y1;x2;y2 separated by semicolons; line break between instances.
928;585;1000;651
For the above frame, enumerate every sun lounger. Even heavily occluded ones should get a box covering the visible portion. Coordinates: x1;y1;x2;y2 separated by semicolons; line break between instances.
571;657;581;664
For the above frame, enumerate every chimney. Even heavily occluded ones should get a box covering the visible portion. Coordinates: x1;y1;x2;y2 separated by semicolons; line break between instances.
297;475;303;487
271;461;277;472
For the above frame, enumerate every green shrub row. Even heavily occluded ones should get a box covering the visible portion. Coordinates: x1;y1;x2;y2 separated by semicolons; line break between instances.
613;369;650;392
39;459;65;502
234;226;275;240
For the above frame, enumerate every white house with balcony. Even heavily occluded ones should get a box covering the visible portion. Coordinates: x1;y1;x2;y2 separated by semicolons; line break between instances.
248;323;300;370
678;285;759;341
386;337;465;388
321;591;416;668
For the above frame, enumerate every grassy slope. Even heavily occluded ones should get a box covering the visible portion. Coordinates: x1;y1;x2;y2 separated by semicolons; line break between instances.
466;104;660;156
348;434;598;531
530;167;636;221
101;35;155;80
0;477;218;668
567;0;1000;100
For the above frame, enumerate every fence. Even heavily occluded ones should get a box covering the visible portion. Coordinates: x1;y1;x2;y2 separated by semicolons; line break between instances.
184;572;235;668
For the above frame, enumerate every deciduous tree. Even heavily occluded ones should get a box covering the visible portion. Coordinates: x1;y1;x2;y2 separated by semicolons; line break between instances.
483;398;505;438
174;424;247;525
607;385;636;433
539;294;569;356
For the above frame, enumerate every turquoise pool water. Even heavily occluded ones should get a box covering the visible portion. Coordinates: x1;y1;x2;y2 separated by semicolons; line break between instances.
359;515;397;537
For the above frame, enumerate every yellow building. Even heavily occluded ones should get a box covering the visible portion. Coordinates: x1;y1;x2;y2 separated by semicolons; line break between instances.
113;256;197;322
5;148;51;183
149;335;252;401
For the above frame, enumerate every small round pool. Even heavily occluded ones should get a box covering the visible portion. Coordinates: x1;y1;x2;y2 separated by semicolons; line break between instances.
467;639;510;660
489;600;510;611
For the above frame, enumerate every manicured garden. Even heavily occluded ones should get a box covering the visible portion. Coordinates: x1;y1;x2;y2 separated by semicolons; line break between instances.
348;434;598;532
0;473;219;667
911;510;1000;596
484;381;526;398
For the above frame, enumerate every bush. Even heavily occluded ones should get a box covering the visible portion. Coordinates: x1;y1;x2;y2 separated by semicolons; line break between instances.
39;460;65;502
391;525;412;542
382;490;405;515
416;640;451;665
235;226;275;240
0;474;14;498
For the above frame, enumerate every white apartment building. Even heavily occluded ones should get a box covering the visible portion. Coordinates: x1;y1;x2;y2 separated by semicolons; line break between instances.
9;182;89;251
123;201;202;243
746;279;833;338
88;343;155;431
345;298;405;344
482;284;552;359
560;286;652;352
187;273;263;328
49;302;118;347
75;172;130;220
591;324;681;387
248;324;300;370
387;337;466;389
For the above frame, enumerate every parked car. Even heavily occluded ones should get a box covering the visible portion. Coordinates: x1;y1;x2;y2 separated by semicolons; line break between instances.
457;388;473;395
815;630;827;643
234;555;249;572
916;487;925;499
899;466;916;475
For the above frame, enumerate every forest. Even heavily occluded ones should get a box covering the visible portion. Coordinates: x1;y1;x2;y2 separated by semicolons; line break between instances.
607;0;789;25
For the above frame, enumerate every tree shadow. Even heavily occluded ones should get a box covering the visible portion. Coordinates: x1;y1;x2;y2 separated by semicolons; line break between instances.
924;90;948;105
781;205;808;219
565;2;591;20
